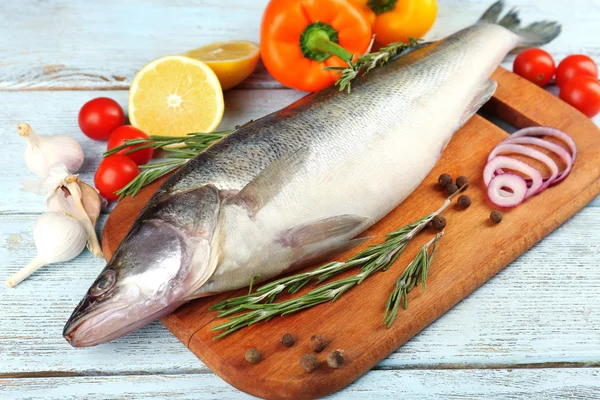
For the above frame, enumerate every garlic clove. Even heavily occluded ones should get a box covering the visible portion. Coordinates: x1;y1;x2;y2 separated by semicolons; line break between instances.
6;212;87;288
65;176;103;258
78;179;102;226
46;175;103;258
18;122;84;179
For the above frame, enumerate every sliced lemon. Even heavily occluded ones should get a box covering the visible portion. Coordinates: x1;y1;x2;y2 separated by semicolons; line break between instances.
128;55;224;138
184;41;260;90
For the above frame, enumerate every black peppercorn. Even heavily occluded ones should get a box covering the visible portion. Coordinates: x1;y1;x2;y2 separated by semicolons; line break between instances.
490;210;503;224
245;348;261;364
309;334;327;353
327;350;345;369
445;183;459;195
282;333;295;348
438;173;452;188
431;215;446;230
299;353;319;373
457;195;471;209
456;176;469;188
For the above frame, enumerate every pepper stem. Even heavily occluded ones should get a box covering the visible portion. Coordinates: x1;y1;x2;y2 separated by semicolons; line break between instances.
367;0;398;15
300;22;353;63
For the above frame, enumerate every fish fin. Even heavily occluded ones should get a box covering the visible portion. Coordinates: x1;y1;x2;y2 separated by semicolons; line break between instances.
287;237;372;272
232;148;308;215
479;1;560;49
279;214;373;249
459;79;498;128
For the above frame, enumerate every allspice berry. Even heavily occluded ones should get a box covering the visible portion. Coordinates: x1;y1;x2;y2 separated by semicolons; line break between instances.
490;210;503;224
327;350;345;369
445;183;459;195
457;195;471;209
431;215;446;231
282;333;295;348
245;348;261;364
456;176;469;188
310;334;327;353
299;353;319;373
438;173;452;188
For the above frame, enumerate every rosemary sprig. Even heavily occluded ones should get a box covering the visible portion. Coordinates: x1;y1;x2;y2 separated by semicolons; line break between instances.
103;129;234;198
104;130;233;158
383;232;442;328
209;214;432;317
210;188;466;339
325;38;422;93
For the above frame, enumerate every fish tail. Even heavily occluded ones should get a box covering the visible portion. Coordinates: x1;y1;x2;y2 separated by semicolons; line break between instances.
479;1;561;49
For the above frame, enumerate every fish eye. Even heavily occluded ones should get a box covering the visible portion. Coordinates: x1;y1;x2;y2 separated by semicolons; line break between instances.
90;270;116;297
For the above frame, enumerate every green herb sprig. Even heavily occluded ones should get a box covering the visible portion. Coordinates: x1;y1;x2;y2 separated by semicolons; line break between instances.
383;232;442;328
103;129;234;198
326;38;422;93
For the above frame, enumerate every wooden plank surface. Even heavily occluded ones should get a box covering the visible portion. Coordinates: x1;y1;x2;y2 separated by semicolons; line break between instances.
1;0;600;398
2;369;600;399
2;0;599;91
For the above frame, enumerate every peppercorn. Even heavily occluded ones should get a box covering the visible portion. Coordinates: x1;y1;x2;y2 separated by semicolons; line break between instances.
299;353;319;373
309;334;327;353
282;333;295;348
445;183;459;195
327;350;345;369
431;215;446;231
438;173;452;188
456;176;469;188
457;195;471;209
245;348;261;364
490;210;503;224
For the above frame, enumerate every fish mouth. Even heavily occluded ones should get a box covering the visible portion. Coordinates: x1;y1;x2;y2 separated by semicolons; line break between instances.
63;302;183;347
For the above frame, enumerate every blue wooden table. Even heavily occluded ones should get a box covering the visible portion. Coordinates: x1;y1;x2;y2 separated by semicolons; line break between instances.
1;1;599;398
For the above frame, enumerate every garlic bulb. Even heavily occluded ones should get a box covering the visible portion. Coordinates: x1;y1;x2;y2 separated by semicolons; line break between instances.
18;122;84;179
47;175;103;258
6;212;87;288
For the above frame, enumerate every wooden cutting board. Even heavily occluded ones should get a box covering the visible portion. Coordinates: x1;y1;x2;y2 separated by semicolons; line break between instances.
102;67;600;399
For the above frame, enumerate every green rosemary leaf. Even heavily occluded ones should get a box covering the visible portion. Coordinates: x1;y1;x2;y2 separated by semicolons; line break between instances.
325;37;422;93
383;232;442;328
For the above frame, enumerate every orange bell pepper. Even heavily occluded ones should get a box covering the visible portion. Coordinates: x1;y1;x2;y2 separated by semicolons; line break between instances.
260;0;372;92
349;0;438;45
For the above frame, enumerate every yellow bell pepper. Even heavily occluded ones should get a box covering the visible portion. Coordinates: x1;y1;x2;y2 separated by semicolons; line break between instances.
349;0;438;45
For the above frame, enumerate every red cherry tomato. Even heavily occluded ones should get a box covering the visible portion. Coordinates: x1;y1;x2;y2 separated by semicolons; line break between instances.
559;75;600;118
79;97;125;141
513;48;556;87
555;54;598;88
94;155;139;201
107;125;153;166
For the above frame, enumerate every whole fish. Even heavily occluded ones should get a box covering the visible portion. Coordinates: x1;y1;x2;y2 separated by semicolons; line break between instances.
64;1;559;347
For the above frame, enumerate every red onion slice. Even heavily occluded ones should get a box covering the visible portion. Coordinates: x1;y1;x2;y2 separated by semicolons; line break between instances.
509;126;577;161
488;143;559;190
503;135;574;184
483;156;543;199
487;174;528;208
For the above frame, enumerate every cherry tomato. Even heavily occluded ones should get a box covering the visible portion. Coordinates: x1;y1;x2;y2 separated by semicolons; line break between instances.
559;75;600;118
107;125;153;166
513;48;556;87
79;97;125;141
555;54;598;88
94;155;139;201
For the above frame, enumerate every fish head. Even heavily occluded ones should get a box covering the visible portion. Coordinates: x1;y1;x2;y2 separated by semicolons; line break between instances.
64;186;221;347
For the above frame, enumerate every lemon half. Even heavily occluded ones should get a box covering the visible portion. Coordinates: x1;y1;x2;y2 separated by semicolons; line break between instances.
184;41;260;90
128;55;224;138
